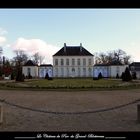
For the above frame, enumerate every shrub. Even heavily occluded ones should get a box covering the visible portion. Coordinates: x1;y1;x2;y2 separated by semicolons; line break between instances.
98;72;103;79
93;77;99;80
11;72;15;80
122;67;132;82
121;72;124;79
116;73;119;79
0;70;2;77
132;72;137;80
22;74;25;80
45;72;53;80
28;72;32;79
45;72;49;79
16;69;24;82
48;77;53;80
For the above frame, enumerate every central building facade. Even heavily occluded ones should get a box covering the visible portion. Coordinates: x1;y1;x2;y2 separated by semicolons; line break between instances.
53;43;94;78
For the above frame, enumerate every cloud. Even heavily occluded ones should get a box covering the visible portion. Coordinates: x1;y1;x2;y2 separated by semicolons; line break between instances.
0;28;8;35
10;37;60;64
0;36;6;45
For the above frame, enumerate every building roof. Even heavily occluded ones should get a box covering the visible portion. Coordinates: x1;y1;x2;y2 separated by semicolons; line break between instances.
40;64;53;67
129;62;140;66
94;64;110;66
129;62;140;71
53;43;93;56
94;63;127;66
24;60;38;66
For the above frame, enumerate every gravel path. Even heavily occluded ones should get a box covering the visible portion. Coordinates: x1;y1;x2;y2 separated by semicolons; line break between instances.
0;89;140;131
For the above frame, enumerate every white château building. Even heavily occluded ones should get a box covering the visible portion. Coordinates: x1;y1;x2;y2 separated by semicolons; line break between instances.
53;43;94;77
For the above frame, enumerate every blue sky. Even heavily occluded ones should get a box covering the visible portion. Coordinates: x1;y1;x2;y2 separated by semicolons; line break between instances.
0;9;140;64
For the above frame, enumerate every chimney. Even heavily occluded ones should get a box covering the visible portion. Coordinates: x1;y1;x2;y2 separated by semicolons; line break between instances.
80;43;82;52
64;43;66;52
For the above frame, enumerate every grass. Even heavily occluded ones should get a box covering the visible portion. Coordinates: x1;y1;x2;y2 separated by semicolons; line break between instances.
27;78;122;88
0;78;140;91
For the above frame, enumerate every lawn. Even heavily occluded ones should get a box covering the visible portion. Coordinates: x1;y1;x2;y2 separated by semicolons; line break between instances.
1;78;140;90
27;78;122;88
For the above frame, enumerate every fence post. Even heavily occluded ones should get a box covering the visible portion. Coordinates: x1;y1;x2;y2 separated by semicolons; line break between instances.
0;104;3;124
137;104;140;123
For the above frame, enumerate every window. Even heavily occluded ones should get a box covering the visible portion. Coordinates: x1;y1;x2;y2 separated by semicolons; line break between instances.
83;68;86;77
55;68;58;77
72;58;75;66
61;59;64;66
77;58;80;66
72;68;75;72
66;67;69;77
78;67;81;77
88;59;91;65
72;68;75;77
88;68;92;77
55;59;58;66
61;68;64;77
27;68;31;75
66;59;69;66
83;58;86;66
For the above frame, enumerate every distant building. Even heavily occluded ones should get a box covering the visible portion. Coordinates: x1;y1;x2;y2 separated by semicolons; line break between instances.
109;65;128;78
39;64;53;78
93;64;109;78
53;43;94;77
93;64;128;78
22;60;38;78
129;62;140;79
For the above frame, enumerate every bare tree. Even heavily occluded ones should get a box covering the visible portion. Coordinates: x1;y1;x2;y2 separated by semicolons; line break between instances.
0;47;3;66
32;52;45;65
106;52;114;64
32;52;40;64
123;55;132;64
94;52;100;64
13;50;28;81
13;50;28;66
95;49;131;65
98;53;107;64
113;49;126;64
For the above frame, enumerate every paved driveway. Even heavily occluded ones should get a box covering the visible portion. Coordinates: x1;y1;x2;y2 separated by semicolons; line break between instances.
0;89;140;131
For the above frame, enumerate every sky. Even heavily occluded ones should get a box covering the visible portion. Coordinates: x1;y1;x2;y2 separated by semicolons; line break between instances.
0;9;140;64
